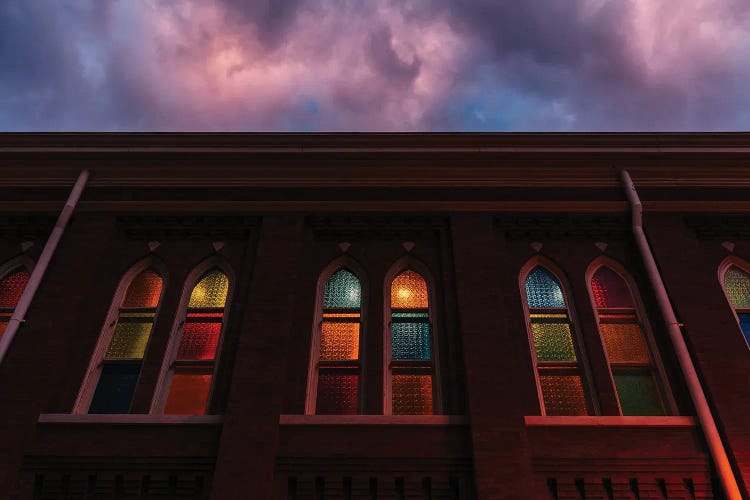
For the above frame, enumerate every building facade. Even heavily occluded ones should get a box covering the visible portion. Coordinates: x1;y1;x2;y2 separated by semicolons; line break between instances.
1;133;749;499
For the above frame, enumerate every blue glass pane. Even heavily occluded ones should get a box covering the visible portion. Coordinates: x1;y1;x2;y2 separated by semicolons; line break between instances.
89;363;140;414
525;267;566;309
739;313;750;346
392;322;432;360
323;269;361;309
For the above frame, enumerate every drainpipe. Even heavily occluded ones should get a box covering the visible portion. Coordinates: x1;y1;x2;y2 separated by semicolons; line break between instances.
0;170;90;366
621;170;742;500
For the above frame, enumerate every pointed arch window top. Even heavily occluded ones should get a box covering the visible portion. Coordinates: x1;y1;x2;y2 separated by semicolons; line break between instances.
122;269;163;309
188;270;229;309
391;270;428;309
525;266;565;309
591;267;633;309
0;268;30;309
324;269;361;309
725;266;750;309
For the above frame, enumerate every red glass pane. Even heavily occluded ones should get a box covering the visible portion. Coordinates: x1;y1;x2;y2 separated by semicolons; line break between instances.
316;371;359;415
392;374;433;415
122;269;163;308
591;267;633;309
177;318;221;360
0;268;30;309
164;367;212;415
0;320;7;340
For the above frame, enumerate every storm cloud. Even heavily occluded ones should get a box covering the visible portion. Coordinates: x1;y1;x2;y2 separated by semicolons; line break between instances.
1;0;749;131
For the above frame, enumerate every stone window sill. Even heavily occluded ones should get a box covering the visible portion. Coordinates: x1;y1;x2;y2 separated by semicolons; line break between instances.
524;415;697;427
38;413;224;425
280;414;467;425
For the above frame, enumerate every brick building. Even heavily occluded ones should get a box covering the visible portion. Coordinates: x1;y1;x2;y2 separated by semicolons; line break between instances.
1;133;749;499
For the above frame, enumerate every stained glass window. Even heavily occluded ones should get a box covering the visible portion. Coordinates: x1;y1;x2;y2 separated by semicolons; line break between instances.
591;266;667;416
311;267;363;414
389;270;435;415
523;265;590;416
164;269;229;415
0;267;30;341
724;266;750;346
88;268;163;414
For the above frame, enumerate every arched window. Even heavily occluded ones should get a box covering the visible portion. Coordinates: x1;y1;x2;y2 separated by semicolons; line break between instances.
522;266;591;416
722;265;750;346
386;269;436;415
0;265;31;341
307;268;363;415
590;266;668;416
156;268;230;415
76;264;164;414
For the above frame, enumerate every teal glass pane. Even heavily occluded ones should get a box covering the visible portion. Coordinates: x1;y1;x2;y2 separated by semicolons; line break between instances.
614;373;664;416
392;322;432;360
738;313;750;346
392;311;429;319
324;269;361;309
525;267;565;309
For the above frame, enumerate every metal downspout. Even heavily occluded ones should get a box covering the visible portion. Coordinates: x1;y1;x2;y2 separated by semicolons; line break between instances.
0;170;90;366
621;170;742;500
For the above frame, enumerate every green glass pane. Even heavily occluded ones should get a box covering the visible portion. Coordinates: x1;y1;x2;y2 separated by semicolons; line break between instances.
531;321;576;361
725;266;750;309
105;322;152;359
323;269;361;309
614;373;664;416
188;270;229;308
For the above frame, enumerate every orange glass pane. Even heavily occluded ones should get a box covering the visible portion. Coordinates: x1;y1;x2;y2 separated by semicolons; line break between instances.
591;267;633;309
539;375;588;416
0;268;30;309
188;270;229;308
391;271;428;309
320;322;359;360
0;321;7;340
322;313;360;319
392;374;433;415
164;368;212;415
121;269;163;308
600;323;650;363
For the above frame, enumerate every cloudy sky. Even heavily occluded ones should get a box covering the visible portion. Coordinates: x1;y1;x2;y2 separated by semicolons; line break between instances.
1;0;749;131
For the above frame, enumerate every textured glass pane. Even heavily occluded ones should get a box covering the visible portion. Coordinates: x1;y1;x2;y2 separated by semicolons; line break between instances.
105;322;152;359
323;312;360;319
392;322;432;360
164;367;212;415
323;269;361;309
539;375;588;416
591;267;633;309
320;322;359;360
0;320;6;340
316;371;359;414
121;269;163;308
89;363;140;414
725;266;750;309
525;267;565;309
531;321;576;361
391;271;429;309
738;313;750;345
393;311;429;319
600;322;650;363
0;268;30;308
188;270;229;308
392;374;433;415
177;321;221;360
614;373;664;416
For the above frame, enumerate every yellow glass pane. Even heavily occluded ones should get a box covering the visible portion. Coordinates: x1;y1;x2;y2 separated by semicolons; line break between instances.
391;270;428;309
539;375;588;416
122;269;163;308
600;323;650;363
320;322;360;360
725;266;750;309
531;321;576;361
105;322;152;359
188;270;229;308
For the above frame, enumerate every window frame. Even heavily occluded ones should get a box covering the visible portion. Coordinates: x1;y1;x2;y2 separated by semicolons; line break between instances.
519;257;598;416
305;257;367;415
150;257;234;415
73;256;167;414
585;257;676;416
383;257;442;416
0;255;34;341
718;256;750;352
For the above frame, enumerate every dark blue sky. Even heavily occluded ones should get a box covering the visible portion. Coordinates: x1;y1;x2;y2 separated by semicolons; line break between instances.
2;0;749;131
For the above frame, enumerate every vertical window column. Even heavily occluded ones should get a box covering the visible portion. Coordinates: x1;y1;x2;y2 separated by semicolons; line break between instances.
0;267;30;341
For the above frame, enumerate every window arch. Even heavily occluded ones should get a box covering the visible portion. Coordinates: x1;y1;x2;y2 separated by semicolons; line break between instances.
306;265;364;415
720;260;750;347
589;263;671;416
521;263;591;416
75;258;165;414
0;258;32;341
385;261;439;415
152;263;232;415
